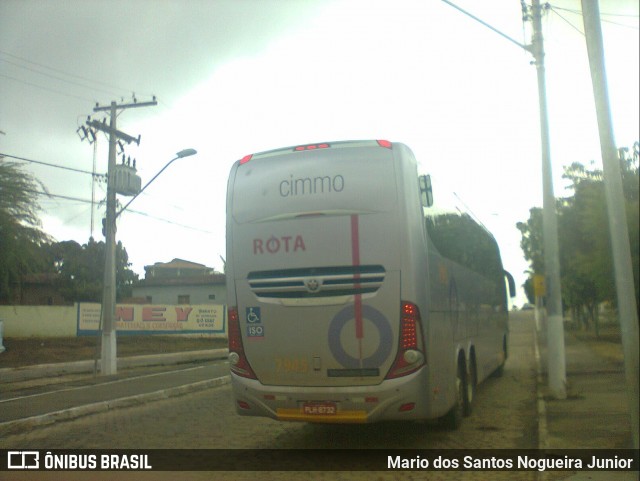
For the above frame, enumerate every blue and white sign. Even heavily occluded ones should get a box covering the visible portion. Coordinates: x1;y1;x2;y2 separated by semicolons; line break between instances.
246;307;261;324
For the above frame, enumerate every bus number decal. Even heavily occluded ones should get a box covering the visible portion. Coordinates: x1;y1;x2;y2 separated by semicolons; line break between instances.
275;356;309;373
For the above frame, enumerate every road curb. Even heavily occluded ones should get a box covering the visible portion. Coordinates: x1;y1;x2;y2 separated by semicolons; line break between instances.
0;375;230;438
0;348;229;382
534;327;550;481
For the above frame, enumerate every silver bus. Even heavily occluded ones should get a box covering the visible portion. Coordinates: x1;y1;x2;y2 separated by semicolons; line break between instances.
225;140;515;428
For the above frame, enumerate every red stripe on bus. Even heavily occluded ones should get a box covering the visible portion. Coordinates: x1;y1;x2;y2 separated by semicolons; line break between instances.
351;215;363;341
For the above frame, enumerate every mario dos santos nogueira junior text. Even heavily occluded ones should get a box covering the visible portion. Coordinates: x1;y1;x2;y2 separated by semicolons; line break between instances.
387;454;636;472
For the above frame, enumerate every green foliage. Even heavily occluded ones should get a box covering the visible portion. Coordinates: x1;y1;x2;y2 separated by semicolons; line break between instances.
0;158;52;302
516;207;544;276
0;156;138;304
43;238;138;302
517;144;640;319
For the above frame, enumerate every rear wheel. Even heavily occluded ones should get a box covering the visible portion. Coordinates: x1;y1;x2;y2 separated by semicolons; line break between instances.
442;361;465;430
492;337;507;378
464;357;477;417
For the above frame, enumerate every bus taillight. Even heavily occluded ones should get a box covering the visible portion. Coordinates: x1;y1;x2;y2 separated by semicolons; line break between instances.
293;143;330;151
228;306;258;379
385;301;426;379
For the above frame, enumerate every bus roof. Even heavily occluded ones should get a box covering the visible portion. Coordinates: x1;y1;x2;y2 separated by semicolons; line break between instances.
238;139;393;165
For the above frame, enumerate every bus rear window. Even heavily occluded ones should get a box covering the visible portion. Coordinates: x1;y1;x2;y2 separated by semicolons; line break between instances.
232;147;397;224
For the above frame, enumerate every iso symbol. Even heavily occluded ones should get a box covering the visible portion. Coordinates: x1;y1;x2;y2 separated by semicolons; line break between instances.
247;325;264;338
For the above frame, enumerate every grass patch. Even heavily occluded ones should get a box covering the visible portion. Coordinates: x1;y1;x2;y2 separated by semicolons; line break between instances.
0;336;228;369
571;324;624;365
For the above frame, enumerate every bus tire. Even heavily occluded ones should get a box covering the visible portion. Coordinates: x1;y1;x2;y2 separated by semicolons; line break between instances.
442;361;465;430
491;337;507;378
464;355;477;417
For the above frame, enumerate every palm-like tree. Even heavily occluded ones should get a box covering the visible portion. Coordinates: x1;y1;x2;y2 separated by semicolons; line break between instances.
0;156;51;302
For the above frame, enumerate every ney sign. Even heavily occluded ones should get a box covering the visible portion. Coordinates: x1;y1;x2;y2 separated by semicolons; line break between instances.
77;303;226;336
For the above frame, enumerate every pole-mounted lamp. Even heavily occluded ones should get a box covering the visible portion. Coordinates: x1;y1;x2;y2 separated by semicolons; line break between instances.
116;148;197;218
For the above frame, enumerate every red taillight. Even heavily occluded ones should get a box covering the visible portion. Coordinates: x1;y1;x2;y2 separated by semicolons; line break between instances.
385;301;426;380
377;139;392;149
399;402;416;412
239;154;253;165
400;302;419;350
293;143;330;151
228;307;258;379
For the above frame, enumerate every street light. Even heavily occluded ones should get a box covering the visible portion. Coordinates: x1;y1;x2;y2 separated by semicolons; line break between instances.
116;148;197;218
100;148;197;376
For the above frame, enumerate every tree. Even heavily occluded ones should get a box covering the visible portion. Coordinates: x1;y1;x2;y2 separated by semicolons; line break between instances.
557;163;608;331
0;157;51;303
517;144;640;331
44;238;138;302
516;206;544;303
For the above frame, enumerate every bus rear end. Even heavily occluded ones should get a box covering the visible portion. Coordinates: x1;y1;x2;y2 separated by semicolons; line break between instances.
225;140;428;423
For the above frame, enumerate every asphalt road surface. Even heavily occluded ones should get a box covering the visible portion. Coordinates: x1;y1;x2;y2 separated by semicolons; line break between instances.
2;312;539;481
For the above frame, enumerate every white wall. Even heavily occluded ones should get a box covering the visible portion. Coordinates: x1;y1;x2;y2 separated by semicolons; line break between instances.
0;305;77;337
0;304;228;338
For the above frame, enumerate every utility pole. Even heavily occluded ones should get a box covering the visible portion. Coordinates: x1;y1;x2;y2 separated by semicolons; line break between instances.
529;0;567;400
90;98;157;375
439;0;567;399
581;0;639;449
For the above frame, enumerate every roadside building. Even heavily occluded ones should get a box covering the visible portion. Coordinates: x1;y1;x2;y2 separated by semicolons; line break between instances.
131;258;226;305
7;273;69;306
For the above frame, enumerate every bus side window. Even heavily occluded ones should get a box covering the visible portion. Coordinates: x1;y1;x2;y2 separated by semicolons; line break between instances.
425;213;504;291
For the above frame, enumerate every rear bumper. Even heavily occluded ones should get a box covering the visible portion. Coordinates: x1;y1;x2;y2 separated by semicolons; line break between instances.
230;368;432;423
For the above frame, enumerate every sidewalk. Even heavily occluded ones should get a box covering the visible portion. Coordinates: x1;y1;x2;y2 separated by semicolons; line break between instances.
0;348;230;438
0;348;228;382
535;323;637;480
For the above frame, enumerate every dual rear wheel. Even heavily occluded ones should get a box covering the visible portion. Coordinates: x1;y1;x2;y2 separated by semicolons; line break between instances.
442;355;476;430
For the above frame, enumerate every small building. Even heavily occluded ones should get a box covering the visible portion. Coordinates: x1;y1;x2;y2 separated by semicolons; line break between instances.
8;273;69;306
132;258;226;305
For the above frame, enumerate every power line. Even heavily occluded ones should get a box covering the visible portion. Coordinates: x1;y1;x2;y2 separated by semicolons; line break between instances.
0;73;95;102
0;57;123;98
600;17;639;30
550;5;639;31
0;152;106;179
551;5;639;18
24;188;95;204
549;7;585;36
125;208;215;234
0;49;136;96
24;187;214;234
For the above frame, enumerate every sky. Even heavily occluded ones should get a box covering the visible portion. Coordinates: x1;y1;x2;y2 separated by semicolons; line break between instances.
1;0;638;307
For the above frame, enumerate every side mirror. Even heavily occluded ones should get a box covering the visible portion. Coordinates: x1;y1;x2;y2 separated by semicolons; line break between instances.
419;175;433;207
504;270;516;298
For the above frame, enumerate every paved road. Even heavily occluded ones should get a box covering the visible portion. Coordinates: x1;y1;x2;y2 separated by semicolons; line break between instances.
1;313;539;480
0;362;229;423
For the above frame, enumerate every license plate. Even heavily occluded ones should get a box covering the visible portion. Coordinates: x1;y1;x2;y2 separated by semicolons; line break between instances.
302;402;337;415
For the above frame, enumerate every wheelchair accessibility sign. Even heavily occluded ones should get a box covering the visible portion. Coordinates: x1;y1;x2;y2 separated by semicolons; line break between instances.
246;307;264;338
246;307;261;323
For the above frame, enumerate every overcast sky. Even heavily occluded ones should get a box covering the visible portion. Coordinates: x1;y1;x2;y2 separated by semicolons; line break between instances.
1;0;638;305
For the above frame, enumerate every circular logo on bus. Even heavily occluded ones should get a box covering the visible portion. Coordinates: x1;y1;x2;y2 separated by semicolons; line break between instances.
328;304;392;369
304;278;322;293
